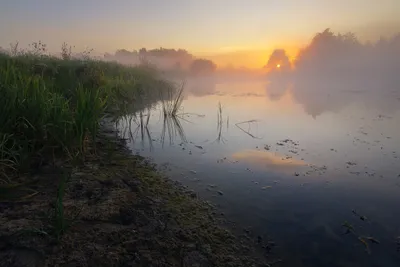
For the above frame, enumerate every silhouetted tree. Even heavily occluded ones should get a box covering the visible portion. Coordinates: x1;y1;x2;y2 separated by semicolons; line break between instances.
264;49;291;71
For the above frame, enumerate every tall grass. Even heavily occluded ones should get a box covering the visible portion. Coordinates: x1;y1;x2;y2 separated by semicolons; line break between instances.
161;82;185;117
0;51;174;178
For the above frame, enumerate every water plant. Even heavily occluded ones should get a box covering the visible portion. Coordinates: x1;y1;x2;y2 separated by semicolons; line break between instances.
0;46;174;181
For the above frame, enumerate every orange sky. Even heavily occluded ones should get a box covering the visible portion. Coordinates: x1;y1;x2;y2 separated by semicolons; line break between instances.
201;45;300;69
1;1;399;69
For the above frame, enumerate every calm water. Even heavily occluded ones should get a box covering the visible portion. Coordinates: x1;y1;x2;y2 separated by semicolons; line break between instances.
119;78;400;267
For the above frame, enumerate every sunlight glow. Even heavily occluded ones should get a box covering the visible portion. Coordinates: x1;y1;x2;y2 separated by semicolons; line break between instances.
277;64;281;68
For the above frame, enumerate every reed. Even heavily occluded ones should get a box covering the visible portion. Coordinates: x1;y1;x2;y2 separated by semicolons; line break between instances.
0;50;174;179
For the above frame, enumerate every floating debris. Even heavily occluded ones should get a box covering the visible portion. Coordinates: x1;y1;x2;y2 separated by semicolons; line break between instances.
264;145;271;150
261;186;272;190
365;236;380;244
352;210;367;221
358;237;371;254
189;170;197;174
341;221;354;234
378;114;392;119
276;142;284;146
294;172;300;176
217;191;224;196
346;161;357;166
279;139;299;146
195;145;203;149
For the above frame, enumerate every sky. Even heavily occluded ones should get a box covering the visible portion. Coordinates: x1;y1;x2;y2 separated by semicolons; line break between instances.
1;0;399;68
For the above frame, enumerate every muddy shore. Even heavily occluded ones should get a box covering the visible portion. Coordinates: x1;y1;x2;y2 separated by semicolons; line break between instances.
0;127;278;267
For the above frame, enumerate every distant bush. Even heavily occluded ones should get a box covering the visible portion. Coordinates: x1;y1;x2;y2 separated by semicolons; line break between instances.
189;59;217;75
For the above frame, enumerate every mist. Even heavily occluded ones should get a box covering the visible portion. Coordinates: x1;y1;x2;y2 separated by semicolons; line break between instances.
264;28;400;118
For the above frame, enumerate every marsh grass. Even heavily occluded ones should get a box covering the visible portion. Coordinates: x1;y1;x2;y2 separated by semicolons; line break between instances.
0;50;174;181
161;114;187;147
52;170;83;240
214;102;227;143
161;81;185;117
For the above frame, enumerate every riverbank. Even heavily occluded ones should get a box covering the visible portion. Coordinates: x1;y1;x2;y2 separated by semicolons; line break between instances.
1;128;272;266
0;52;272;266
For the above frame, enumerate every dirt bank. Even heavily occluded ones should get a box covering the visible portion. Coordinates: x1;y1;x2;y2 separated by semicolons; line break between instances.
0;131;277;267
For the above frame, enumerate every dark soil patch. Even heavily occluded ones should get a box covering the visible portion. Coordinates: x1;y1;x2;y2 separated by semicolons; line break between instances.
0;135;274;266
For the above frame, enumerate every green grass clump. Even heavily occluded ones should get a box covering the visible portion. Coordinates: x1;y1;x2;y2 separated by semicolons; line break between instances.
0;51;174;178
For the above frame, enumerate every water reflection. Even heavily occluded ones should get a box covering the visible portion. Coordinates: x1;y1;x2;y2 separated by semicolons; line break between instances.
161;114;187;146
266;77;400;118
119;78;400;267
231;149;306;173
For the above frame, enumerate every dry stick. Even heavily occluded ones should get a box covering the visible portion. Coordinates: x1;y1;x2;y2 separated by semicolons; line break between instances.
235;120;262;139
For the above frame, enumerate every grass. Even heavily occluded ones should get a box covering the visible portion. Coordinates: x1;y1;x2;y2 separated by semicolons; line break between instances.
215;102;227;143
161;81;185;117
0;50;175;180
53;171;68;239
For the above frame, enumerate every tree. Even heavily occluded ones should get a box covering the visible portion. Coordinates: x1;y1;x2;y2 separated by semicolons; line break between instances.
189;59;217;75
264;49;291;71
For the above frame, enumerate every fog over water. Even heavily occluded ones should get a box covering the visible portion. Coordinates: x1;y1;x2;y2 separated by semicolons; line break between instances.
117;29;400;267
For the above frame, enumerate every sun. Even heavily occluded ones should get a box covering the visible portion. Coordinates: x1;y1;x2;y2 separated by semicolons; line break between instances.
276;64;281;68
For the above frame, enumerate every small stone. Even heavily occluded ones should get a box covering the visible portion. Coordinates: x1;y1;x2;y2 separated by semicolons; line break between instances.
188;191;197;198
217;191;224;195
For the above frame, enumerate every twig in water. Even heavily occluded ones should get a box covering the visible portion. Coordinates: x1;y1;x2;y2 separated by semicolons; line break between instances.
235;120;263;139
